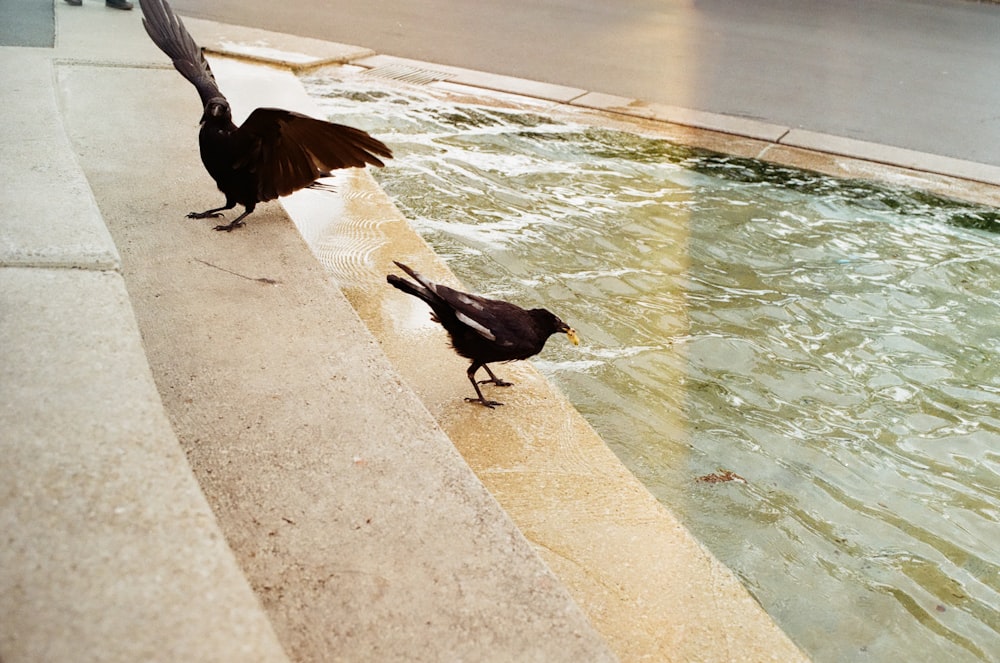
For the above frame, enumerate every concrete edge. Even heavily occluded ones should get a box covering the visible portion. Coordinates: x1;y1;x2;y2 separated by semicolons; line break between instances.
189;18;1000;195
0;49;121;271
185;16;374;70
0;263;292;662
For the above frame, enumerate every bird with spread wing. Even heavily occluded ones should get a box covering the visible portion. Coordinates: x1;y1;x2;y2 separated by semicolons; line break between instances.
139;0;392;231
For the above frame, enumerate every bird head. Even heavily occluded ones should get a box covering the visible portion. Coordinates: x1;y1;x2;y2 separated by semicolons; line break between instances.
201;97;231;124
533;309;580;346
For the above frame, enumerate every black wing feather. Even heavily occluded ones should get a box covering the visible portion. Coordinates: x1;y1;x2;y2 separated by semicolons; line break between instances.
239;109;393;201
139;0;224;108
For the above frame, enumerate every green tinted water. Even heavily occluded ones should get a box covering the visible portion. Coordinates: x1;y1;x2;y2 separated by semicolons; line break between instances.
304;72;1000;662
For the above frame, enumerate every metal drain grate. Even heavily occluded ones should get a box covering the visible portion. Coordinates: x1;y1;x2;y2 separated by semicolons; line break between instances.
362;63;456;86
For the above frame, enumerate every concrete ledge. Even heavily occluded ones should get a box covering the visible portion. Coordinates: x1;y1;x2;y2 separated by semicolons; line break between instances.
780;128;1000;187
355;53;588;103
572;91;791;143
571;95;1000;189
341;48;1000;193
185;17;374;70
0;50;118;269
0;267;289;663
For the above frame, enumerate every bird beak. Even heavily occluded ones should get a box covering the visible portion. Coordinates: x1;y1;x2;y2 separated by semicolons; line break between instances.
566;328;580;346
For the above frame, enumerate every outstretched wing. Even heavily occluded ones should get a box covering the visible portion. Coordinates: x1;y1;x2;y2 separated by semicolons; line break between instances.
237;108;393;201
139;0;223;108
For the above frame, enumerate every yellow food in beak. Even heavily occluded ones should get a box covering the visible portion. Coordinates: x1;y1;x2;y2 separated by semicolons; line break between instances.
566;328;580;346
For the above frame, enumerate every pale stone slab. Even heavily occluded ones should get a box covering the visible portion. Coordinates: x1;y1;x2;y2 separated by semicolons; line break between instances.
185;17;374;69
0;51;118;269
0;267;290;663
782;129;1000;186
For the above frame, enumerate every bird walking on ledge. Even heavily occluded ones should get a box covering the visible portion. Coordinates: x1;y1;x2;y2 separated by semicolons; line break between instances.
139;0;392;231
387;261;579;408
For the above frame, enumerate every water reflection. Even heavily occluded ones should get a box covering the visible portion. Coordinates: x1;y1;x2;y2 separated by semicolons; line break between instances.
303;71;1000;662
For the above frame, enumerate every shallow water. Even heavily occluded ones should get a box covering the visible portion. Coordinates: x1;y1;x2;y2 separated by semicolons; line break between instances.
303;71;1000;662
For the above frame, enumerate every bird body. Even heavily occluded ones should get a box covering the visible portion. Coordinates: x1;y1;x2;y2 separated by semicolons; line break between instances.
139;0;392;231
387;262;579;408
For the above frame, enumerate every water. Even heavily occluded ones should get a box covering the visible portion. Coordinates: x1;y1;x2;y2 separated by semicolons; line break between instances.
302;69;1000;662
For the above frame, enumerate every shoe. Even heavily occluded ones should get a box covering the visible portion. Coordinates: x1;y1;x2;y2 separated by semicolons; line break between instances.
64;0;82;5
106;0;133;8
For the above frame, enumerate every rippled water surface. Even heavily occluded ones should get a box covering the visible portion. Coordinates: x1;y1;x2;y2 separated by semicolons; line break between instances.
303;71;1000;662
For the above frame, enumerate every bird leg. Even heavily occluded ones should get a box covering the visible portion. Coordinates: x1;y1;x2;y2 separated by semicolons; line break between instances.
187;203;233;219
477;364;513;387
465;363;503;408
213;207;253;232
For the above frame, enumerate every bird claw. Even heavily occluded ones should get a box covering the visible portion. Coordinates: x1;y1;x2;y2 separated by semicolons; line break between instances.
477;378;513;387
187;211;224;219
213;221;245;232
465;397;504;409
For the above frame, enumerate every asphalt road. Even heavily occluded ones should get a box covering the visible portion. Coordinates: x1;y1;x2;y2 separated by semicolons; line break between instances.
172;0;1000;166
0;0;53;47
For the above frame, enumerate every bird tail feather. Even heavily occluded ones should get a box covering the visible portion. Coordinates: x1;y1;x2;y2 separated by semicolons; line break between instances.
139;0;223;108
387;262;440;306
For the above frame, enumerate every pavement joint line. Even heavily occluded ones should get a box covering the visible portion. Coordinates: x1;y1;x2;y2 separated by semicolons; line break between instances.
0;260;120;271
53;57;175;71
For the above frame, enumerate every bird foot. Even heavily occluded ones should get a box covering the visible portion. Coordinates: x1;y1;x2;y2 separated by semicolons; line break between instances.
214;220;245;232
465;397;504;409
187;211;224;219
477;378;513;387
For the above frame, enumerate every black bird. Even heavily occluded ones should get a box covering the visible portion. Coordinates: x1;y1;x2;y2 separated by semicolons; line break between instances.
387;261;579;408
139;0;392;231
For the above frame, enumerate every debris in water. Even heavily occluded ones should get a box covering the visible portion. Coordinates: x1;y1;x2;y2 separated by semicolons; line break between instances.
696;469;747;484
